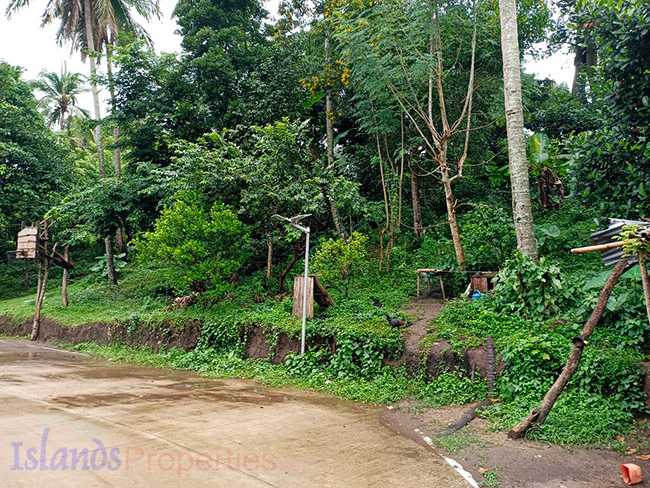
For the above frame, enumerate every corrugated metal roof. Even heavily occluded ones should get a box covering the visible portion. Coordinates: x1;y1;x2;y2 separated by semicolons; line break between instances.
591;218;649;267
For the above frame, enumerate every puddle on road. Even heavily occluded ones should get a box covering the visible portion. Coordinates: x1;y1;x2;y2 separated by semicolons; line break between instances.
0;340;373;414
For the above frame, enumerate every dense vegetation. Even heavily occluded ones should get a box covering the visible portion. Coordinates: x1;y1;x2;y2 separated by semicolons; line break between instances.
1;0;650;448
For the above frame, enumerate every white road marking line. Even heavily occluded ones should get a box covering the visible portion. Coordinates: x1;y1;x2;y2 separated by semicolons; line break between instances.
414;428;480;488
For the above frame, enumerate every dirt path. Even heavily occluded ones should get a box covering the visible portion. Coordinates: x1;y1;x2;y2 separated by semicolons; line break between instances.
384;402;648;488
396;298;444;371
391;299;646;487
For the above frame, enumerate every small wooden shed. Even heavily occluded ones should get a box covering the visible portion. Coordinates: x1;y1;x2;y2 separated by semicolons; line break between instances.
15;227;38;259
470;271;497;293
292;275;335;318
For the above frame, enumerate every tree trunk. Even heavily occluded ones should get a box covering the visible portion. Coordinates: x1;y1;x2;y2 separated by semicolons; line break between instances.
115;227;127;255
106;44;127;256
441;170;466;270
62;246;69;307
106;44;121;178
31;247;56;341
324;33;347;241
571;35;597;98
31;258;44;340
105;236;118;286
508;257;630;438
410;164;423;238
499;0;539;262
266;237;273;280
83;0;105;179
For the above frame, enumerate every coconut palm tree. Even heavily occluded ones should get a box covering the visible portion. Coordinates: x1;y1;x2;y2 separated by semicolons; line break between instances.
499;0;538;261
6;0;160;286
33;63;89;130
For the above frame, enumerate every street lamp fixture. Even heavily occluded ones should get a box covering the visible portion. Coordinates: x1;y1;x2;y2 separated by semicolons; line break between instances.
272;213;312;355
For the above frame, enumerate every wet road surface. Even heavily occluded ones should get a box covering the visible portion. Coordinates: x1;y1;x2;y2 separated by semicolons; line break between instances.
0;339;469;487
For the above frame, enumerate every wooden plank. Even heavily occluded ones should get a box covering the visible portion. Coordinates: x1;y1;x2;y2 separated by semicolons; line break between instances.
17;236;38;244
312;276;335;307
15;249;36;259
292;276;314;318
471;276;489;293
18;227;38;238
37;244;75;269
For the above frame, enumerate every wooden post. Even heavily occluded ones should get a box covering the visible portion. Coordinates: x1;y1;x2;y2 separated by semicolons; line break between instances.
639;251;650;327
439;274;446;301
417;273;420;298
508;256;630;438
62;246;69;307
24;259;30;287
31;244;57;340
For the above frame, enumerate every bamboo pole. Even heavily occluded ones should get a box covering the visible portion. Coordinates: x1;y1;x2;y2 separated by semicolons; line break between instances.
570;241;626;254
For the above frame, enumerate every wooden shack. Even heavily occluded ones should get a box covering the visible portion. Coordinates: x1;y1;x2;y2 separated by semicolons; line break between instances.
15;227;38;259
292;275;335;318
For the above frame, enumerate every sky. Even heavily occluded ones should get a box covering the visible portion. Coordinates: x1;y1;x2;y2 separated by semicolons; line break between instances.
0;0;574;114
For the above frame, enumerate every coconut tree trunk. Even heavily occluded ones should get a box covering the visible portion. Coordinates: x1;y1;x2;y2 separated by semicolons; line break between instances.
106;43;127;256
499;0;538;262
410;163;423;238
83;0;105;179
106;43;121;178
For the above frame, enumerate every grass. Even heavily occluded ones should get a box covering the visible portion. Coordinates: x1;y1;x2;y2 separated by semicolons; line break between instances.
435;430;481;454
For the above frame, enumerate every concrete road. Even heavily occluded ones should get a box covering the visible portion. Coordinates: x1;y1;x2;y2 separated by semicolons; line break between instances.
0;339;470;487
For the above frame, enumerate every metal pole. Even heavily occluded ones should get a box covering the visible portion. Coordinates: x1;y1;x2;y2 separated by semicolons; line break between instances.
301;228;310;355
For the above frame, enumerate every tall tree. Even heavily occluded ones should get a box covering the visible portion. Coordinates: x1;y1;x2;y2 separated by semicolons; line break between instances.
499;0;539;262
7;0;160;285
334;0;489;270
33;63;89;131
0;62;72;249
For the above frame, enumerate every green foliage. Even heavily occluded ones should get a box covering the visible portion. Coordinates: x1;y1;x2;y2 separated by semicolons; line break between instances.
566;0;650;219
91;252;127;277
0;62;73;250
429;287;646;446
579;266;650;348
492;254;577;318
533;204;602;273
417;368;487;407
459;206;517;270
312;232;369;297
136;193;250;296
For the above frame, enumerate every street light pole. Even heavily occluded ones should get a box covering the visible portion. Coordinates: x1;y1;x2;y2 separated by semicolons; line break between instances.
300;227;310;356
272;214;312;356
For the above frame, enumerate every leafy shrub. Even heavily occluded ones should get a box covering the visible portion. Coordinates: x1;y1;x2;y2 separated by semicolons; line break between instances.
136;192;249;297
492;253;578;318
459;205;517;270
311;231;369;297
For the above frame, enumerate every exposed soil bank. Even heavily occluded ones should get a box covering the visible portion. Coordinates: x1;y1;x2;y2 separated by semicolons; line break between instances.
0;315;201;352
0;299;500;379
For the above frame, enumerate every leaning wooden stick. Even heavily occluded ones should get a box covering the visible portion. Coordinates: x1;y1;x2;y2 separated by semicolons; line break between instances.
508;256;630;439
639;251;650;327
